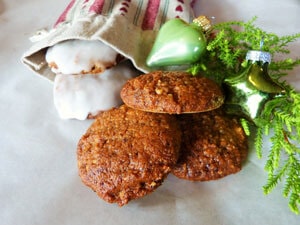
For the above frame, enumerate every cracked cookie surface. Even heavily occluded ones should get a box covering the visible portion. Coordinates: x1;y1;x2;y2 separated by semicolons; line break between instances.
77;105;181;206
120;71;224;114
172;108;248;181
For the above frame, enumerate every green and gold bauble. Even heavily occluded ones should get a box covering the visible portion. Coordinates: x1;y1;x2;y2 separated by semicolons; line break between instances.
146;16;212;68
223;50;285;124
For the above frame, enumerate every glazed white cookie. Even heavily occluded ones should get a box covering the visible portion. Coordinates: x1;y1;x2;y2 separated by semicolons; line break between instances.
53;61;140;120
46;39;119;75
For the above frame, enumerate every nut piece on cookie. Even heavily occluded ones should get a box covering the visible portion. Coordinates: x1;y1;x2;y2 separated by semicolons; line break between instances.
120;71;224;114
77;105;181;206
172;108;248;181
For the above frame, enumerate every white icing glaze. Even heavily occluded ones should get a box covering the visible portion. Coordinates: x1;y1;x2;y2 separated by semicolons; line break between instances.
45;39;119;74
53;61;140;120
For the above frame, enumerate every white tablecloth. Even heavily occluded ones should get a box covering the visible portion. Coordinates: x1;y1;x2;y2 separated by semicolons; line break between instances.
1;0;300;224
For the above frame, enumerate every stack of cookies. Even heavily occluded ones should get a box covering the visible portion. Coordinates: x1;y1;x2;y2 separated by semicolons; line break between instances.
45;39;140;120
77;71;248;206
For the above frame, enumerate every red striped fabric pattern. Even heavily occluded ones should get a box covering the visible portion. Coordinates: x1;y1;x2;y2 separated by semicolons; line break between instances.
89;0;105;14
142;0;161;30
53;0;194;30
54;0;76;27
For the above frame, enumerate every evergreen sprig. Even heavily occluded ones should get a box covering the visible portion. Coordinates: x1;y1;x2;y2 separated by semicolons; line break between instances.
188;17;300;81
188;17;300;214
256;89;300;214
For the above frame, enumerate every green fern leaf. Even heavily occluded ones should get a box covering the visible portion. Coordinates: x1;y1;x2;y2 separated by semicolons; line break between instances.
255;127;263;159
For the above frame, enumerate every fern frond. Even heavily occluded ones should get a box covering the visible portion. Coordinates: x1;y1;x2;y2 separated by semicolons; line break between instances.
283;156;299;189
289;193;300;215
263;161;288;194
255;127;263;159
269;120;283;170
274;111;293;132
240;118;251;136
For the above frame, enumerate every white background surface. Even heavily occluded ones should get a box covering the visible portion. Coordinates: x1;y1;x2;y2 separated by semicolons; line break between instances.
1;0;300;224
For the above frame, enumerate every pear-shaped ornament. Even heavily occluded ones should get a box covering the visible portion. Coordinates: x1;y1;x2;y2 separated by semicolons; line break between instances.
146;16;212;68
223;50;285;124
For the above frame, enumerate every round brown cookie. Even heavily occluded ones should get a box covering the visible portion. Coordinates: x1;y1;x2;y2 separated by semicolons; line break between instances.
172;108;248;181
77;105;181;206
120;71;224;114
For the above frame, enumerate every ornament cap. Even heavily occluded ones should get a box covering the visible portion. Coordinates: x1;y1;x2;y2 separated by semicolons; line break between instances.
192;15;212;33
246;50;271;64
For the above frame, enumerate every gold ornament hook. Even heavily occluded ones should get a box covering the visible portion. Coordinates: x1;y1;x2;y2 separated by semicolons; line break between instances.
193;15;213;34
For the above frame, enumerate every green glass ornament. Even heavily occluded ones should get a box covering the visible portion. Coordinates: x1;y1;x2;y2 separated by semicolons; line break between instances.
146;16;211;68
223;50;285;124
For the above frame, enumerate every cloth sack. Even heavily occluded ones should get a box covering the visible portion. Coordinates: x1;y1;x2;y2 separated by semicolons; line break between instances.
22;0;195;81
